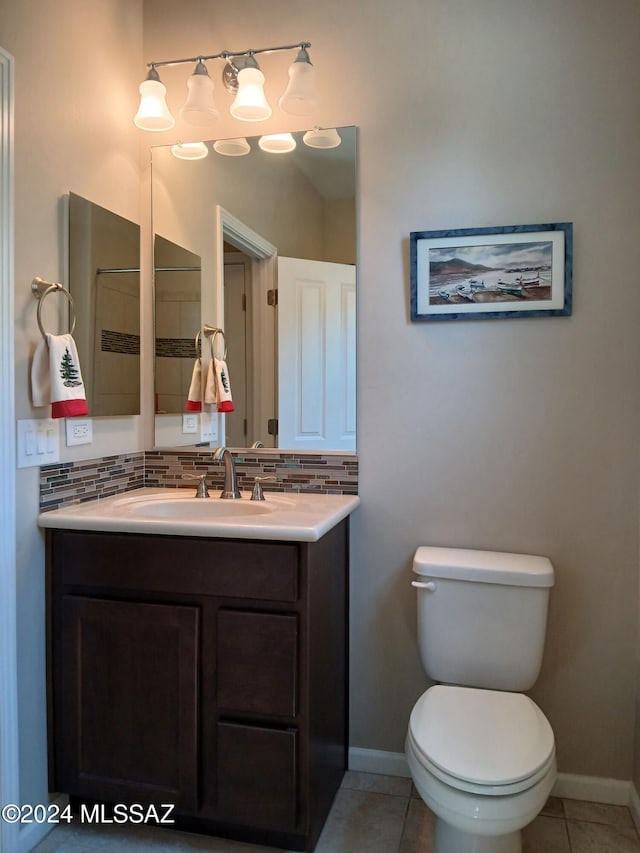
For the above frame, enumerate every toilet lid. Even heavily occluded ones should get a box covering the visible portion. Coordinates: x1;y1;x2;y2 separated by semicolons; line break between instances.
409;685;555;788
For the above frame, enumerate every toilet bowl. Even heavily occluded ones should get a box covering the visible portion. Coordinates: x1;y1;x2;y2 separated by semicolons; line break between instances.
407;685;556;853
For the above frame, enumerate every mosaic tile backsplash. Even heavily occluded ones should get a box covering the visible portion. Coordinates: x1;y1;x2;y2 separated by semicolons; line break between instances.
40;450;358;511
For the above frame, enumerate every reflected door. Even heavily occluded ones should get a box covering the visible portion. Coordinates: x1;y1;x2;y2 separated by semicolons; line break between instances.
277;257;356;451
224;253;250;446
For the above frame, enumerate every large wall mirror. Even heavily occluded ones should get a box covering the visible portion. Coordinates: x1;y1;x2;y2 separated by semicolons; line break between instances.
68;193;141;416
151;126;356;452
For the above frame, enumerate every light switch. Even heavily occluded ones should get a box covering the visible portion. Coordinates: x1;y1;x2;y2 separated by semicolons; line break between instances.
17;419;60;467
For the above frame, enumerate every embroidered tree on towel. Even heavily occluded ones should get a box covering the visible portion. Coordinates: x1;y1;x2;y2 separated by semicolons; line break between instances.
59;347;82;387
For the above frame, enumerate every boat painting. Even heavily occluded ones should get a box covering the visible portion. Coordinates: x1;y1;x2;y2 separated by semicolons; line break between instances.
427;239;553;306
410;222;572;321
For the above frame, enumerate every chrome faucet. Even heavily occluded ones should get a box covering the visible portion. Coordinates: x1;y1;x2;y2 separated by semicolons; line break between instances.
212;447;241;499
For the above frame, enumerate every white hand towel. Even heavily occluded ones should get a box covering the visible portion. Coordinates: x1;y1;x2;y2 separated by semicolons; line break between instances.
213;357;234;413
185;358;203;411
32;334;88;418
31;338;51;407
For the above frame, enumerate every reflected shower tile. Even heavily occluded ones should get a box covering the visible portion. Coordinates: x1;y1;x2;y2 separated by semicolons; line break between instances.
314;788;407;853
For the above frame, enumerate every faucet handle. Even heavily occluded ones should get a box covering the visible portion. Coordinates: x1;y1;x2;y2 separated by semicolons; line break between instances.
181;473;210;498
251;476;277;501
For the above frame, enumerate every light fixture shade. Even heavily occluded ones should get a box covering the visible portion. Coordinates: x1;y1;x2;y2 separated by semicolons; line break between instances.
278;49;319;116
303;127;341;149
180;61;220;126
213;137;251;156
171;142;209;160
230;66;272;122
259;133;296;154
134;71;175;131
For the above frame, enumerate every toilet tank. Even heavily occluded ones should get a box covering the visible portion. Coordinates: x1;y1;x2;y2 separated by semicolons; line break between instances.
413;546;554;692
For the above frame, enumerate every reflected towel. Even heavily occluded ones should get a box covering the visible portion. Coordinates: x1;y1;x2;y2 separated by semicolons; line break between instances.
186;359;203;411
204;358;234;413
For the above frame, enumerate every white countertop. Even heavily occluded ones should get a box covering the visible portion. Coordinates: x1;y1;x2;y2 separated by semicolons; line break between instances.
38;487;360;542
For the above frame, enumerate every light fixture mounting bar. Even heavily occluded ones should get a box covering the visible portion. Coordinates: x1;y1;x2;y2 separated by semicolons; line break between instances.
148;42;311;71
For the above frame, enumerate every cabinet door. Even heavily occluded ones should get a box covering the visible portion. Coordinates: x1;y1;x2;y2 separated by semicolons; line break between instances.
217;721;297;831
54;596;199;811
217;609;298;717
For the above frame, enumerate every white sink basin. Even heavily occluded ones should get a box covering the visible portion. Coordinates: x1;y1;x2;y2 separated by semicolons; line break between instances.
124;497;274;520
38;487;360;542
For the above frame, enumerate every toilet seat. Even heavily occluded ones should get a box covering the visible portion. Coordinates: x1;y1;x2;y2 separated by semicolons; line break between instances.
409;685;555;796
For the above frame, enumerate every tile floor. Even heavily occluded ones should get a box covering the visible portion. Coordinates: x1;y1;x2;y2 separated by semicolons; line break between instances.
32;771;640;853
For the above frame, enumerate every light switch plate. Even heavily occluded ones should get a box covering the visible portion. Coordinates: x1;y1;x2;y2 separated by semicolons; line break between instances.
17;418;60;467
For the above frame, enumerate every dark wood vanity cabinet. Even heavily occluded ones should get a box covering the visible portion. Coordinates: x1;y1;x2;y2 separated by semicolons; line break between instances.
46;522;349;852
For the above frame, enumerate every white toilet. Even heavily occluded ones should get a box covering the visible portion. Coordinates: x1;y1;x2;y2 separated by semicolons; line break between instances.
405;546;556;853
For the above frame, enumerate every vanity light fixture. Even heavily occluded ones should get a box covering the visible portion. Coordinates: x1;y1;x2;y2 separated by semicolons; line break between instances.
212;137;251;156
170;141;209;160
229;54;272;121
278;48;319;115
258;132;296;153
133;67;175;131
303;127;342;149
179;61;220;126
134;42;318;131
213;136;251;157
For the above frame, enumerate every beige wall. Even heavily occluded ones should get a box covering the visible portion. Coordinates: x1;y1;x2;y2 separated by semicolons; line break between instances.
4;0;640;818
143;0;640;780
1;0;144;808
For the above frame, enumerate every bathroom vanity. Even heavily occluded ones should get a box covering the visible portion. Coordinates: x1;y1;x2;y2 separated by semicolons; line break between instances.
41;489;359;851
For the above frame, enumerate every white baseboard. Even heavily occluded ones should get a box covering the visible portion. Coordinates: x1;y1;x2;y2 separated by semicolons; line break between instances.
551;773;630;806
348;747;411;778
348;747;632;807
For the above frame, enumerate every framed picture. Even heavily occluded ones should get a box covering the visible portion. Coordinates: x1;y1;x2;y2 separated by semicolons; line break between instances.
410;223;572;321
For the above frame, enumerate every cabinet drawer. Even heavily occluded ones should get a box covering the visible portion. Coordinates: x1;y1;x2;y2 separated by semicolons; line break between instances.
217;721;297;831
52;530;298;602
217;610;298;717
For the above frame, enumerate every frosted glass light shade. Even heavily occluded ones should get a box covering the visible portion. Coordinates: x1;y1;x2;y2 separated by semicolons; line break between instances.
259;133;296;153
278;56;319;116
303;127;341;149
230;67;272;121
213;137;251;156
180;63;220;126
171;142;209;160
134;77;175;131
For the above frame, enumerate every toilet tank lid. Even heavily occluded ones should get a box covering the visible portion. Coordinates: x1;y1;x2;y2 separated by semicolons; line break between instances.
413;546;554;587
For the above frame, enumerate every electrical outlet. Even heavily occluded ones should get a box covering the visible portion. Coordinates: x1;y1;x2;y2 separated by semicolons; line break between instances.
65;418;93;446
182;413;198;434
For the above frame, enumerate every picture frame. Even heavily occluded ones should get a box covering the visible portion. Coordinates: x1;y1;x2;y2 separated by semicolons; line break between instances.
409;223;572;322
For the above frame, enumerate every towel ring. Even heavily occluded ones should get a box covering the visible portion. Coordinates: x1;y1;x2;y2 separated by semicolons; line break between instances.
194;330;203;359
209;328;227;361
31;276;76;339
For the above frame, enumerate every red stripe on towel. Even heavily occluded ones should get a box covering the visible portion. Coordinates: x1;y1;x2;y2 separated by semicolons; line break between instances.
51;399;89;419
